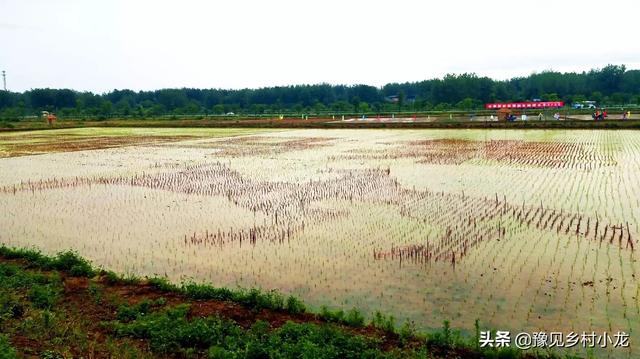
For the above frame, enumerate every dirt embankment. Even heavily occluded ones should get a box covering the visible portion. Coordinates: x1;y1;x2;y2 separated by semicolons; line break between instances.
2;117;640;132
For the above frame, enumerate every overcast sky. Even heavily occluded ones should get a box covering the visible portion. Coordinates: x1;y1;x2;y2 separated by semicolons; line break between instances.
1;0;639;93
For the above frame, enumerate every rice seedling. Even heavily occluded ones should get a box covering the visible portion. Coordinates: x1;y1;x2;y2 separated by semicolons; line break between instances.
0;128;638;358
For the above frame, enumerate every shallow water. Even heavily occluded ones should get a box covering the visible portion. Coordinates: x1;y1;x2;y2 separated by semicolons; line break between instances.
1;128;639;358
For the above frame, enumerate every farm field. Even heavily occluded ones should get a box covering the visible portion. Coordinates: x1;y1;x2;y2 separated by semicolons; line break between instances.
0;127;271;158
1;127;639;358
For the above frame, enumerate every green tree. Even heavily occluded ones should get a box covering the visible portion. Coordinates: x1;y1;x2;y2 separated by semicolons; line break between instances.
541;93;560;101
398;90;405;111
357;102;370;113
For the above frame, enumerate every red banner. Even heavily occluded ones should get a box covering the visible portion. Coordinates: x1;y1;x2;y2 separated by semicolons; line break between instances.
485;101;564;109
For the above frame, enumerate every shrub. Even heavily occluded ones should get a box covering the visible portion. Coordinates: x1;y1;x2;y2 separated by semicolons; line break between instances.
0;247;94;278
50;251;94;277
182;283;233;301
234;288;284;312
248;320;270;341
117;300;152;322
0;246;48;266
284;295;306;315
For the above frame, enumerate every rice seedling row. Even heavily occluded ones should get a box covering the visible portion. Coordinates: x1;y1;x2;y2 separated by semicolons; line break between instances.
1;128;639;358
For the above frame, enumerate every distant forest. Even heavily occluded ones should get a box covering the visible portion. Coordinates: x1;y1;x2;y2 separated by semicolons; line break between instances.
1;64;639;118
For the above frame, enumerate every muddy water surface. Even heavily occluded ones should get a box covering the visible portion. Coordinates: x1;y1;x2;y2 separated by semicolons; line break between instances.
1;128;639;358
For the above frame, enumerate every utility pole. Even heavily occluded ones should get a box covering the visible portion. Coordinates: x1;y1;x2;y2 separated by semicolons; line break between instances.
1;71;5;91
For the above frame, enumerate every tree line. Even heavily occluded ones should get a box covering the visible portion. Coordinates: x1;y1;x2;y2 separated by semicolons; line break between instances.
0;64;638;119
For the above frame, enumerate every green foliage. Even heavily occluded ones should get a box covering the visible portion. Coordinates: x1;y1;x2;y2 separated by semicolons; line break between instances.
103;270;120;285
117;300;152;322
87;281;102;304
100;270;140;285
474;319;481;351
118;274;141;285
113;305;243;354
182;284;289;313
27;284;60;310
0;246;94;277
318;306;365;327
232;288;285;312
112;304;387;358
0;334;17;359
0;263;50;289
398;320;417;346
443;320;451;346
426;320;466;350
265;321;383;359
147;277;179;292
0;290;24;322
371;311;395;333
116;298;167;322
319;305;345;323
0;247;47;265
207;346;234;359
284;295;306;314
49;251;94;277
344;308;365;327
0;261;62;311
182;283;234;301
481;346;521;359
39;350;63;359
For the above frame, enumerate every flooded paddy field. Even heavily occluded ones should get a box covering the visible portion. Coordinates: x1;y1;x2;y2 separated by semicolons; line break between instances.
1;127;639;357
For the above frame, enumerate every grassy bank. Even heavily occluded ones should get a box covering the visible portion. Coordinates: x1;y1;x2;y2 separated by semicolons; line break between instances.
1;117;640;132
0;246;581;358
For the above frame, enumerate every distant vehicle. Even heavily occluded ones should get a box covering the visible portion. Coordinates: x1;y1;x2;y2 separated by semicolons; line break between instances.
225;112;235;116
532;98;542;102
572;101;597;109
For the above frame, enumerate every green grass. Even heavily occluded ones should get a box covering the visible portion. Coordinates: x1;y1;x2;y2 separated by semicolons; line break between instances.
111;304;392;358
0;334;18;359
115;297;167;321
0;247;94;277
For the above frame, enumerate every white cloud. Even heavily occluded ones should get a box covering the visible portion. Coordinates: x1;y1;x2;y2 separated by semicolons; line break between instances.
1;0;638;92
